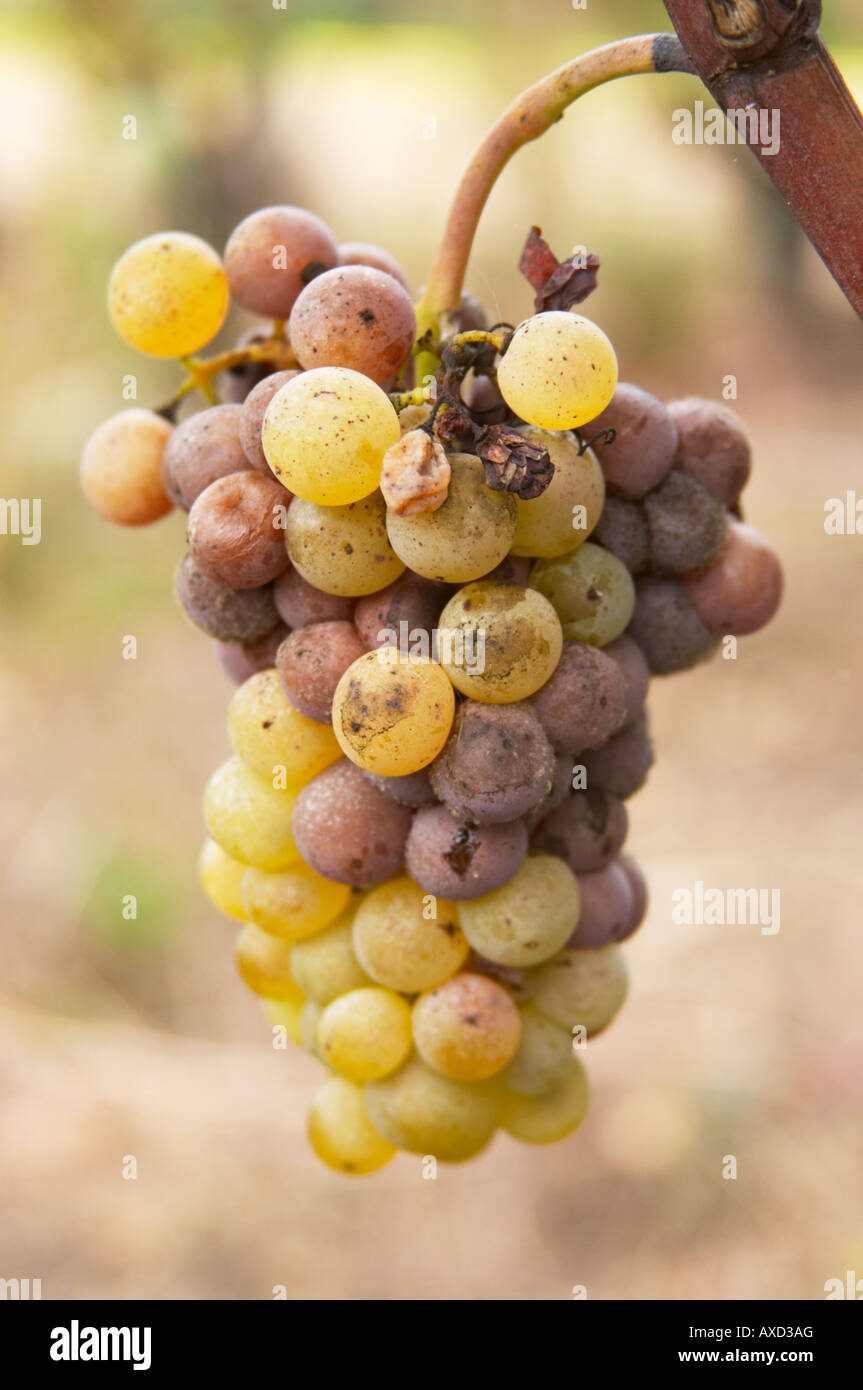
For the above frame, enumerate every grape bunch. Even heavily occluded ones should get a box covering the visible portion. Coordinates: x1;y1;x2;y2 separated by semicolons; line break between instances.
81;203;782;1176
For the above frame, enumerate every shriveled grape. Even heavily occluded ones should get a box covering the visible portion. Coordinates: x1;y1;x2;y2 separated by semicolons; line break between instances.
288;266;416;384
581;713;654;800
682;521;783;636
176;554;280;643
585;383;677;498
188;472;291;590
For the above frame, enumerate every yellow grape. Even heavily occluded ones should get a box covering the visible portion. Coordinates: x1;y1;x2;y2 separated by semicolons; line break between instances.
299;1000;328;1063
241;863;351;943
308;1076;396;1175
202;756;300;871
436;582;562;703
365;1055;498;1162
263;997;303;1045
235;923;303;1002
499;1057;590;1143
289;908;372;1004
352;877;469;993
385;453;517;582
511;430;604;558
331;648;455;775
198;837;248;922
458;855;580;967
316;987;412;1082
228;668;341;784
286;492;405;597
262;367;400;505
80;410;173;526
531;945;628;1036
108;231;229;358
497;312;617;430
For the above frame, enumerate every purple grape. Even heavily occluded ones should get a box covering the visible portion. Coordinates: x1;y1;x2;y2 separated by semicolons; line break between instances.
175;554;279;643
643;471;726;575
628;576;717;674
585;383;677;499
406;805;528;900
592;495;649;574
668;397;751;508
531;787;628;873
214;623;290;684
602;634;649;723
619;853;648;935
273;568;355;629
567;861;635;947
429;701;554;825
528;642;627;755
292;759;412;886
366;768;438;808
582;714;653;799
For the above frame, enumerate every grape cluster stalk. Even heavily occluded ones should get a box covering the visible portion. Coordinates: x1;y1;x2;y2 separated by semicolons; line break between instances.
81;46;783;1175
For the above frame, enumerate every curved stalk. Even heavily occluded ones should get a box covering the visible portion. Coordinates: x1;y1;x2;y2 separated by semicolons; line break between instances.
417;33;693;348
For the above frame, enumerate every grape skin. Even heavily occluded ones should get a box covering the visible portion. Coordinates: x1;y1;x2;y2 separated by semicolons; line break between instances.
227;669;341;784
628;577;717;674
289;908;372;1005
532;788;629;875
241;862;350;943
510;430;605;558
80;410;174;526
528;641;627;755
239;370;301;473
276;621;367;724
224;206;338;318
203;756;300;872
458;855;581;968
292;759;412;887
288;266;416;385
273;568;355;628
162;405;250;512
352;876;469;993
187;472;291;590
497;312;618;431
668;397;751;508
198;838;249;922
585;383;677;499
499;1058;590;1144
386;454;517;584
429;700;554;825
405;805;528;900
567;860;635;948
331;648;455;776
529;543;635;647
581;713;654;800
532;944;628;1036
308;1076;396;1175
365;1055;498;1162
263;367;400;506
436;582;563;703
412;973;522;1081
176;555;281;644
286;493;405;598
317;987;413;1082
682;521;783;636
108;231;229;358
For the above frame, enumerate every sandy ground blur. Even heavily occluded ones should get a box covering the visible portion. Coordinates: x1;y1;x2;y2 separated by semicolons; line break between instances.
1;4;863;1300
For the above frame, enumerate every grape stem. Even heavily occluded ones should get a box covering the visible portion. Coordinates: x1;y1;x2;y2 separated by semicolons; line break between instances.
160;338;297;414
415;33;693;372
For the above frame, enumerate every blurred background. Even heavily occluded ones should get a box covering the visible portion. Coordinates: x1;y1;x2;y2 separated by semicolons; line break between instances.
1;0;862;1301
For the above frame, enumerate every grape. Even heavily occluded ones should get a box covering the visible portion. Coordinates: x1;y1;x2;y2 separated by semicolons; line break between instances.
289;908;371;1004
523;753;575;832
188;472;291;590
352;877;469;992
338;240;410;290
466;373;508;423
263;367;400;506
497;312;618;430
528;642;627;755
500;1006;574;1097
584;383;677;498
292;759;412;886
458;855;580;967
331;648;455;776
532;945;628;1035
214;623;291;685
386;454;517;583
286;493;405;597
365;1055;497;1162
274;568;354;628
436;582;563;703
242;862;350;943
592;495;649;574
235;923;302;1001
499;1059;589;1144
176;554;280;643
619;853;648;935
203;756;300;871
228;669;341;784
366;767;437;808
239;370;301;472
353;574;446;650
682;521;783;636
628;577;717;674
263;996;303;1045
406;806;528;900
602;634;649;723
80;410;174;525
532;788;629;874
668;397;751;508
217;326;281;405
288;266;416;385
162;405;250;512
567;861;635;948
510;430;605;557
317;987;413;1082
276;621;366;724
108;231;229;357
429;700;554;825
466;956;538;1004
198;838;248;922
308;1076;396;1175
530;543;635;647
582;713;654;800
454;290;490;332
412;973;521;1081
224;206;338;318
643;471;727;575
